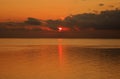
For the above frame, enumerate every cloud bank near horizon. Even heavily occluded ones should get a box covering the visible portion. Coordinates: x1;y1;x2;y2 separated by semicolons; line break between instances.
0;9;120;32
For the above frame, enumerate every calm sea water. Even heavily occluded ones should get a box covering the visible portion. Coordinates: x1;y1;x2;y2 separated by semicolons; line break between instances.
0;38;120;79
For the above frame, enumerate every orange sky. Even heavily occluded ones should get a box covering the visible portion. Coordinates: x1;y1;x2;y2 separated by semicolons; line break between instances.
0;0;120;21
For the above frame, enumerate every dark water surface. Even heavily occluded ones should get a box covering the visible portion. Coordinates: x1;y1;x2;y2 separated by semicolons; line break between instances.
0;39;120;79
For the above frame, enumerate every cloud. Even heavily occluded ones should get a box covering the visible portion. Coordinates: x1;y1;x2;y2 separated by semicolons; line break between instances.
63;9;120;30
0;9;120;32
45;19;62;30
99;3;104;7
24;17;41;25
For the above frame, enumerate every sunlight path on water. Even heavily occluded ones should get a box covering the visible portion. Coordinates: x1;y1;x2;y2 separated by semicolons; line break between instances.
58;39;63;66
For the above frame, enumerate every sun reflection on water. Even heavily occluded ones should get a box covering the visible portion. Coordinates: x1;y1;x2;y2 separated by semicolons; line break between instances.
58;39;63;66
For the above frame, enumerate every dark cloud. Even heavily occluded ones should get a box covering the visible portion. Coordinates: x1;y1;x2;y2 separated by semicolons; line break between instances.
45;19;62;30
99;3;104;6
0;9;120;32
63;9;120;30
24;17;41;25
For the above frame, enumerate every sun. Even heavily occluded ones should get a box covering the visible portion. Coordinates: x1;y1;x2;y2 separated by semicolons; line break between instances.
58;27;63;32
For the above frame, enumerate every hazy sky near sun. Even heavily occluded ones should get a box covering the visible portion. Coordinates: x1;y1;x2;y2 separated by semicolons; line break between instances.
0;0;120;21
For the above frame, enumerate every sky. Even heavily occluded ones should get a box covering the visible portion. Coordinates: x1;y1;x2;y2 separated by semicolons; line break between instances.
0;0;120;21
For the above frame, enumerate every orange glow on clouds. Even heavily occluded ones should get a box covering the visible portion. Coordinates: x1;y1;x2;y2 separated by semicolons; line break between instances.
58;26;71;32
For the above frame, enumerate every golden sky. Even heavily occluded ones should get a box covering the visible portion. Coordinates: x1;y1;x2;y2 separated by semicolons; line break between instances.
0;0;120;21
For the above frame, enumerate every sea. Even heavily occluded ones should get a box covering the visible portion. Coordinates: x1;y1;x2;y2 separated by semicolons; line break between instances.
0;38;120;79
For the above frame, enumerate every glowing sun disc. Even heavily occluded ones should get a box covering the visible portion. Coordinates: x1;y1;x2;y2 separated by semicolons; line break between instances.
58;27;62;31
